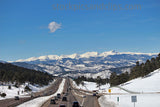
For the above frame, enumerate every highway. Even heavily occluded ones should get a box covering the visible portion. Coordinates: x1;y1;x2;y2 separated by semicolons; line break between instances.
41;78;78;107
41;78;100;107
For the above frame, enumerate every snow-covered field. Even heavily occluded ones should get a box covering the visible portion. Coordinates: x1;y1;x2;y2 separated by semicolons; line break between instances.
72;80;110;93
0;80;55;100
72;80;128;94
17;79;66;107
0;85;28;100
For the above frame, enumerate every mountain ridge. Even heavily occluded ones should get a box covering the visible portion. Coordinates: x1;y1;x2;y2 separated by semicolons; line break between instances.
11;50;158;62
11;51;158;78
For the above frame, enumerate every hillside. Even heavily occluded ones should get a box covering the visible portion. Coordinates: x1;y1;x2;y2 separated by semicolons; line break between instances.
120;68;160;93
109;53;160;86
0;63;53;86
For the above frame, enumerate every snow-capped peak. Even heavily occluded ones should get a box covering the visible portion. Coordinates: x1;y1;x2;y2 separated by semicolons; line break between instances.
68;53;80;59
47;55;59;60
80;52;99;58
100;50;118;57
58;53;80;59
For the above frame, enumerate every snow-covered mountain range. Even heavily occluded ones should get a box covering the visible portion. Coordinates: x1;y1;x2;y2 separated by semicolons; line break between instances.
11;51;158;78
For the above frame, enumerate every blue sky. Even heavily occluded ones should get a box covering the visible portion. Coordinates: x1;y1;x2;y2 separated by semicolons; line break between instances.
0;0;160;61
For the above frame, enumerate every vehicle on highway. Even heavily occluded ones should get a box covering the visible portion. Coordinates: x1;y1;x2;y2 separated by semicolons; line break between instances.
62;96;67;101
14;96;19;100
59;104;66;107
64;92;68;96
83;95;86;98
72;101;80;107
54;96;58;100
50;99;56;104
93;93;96;96
57;93;61;98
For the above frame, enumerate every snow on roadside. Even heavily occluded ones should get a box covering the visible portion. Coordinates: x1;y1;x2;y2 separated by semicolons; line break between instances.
72;79;129;94
0;85;28;100
101;93;160;107
72;80;110;93
0;80;56;100
98;95;117;107
110;87;128;94
28;79;55;92
17;79;66;107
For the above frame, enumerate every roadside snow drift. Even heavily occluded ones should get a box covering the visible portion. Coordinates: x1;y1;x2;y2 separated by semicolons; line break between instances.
0;85;28;100
17;79;65;107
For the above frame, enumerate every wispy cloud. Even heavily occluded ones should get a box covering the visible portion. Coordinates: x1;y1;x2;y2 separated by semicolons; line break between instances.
48;21;61;33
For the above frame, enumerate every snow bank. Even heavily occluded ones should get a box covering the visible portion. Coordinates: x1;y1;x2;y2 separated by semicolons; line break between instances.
17;79;66;107
98;95;117;107
101;94;160;107
0;85;28;100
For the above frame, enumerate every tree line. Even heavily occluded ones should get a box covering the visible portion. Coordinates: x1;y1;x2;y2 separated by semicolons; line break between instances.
0;62;53;86
74;76;109;88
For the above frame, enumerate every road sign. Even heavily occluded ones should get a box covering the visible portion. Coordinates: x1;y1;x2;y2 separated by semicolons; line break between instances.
108;89;111;93
131;96;137;102
131;96;137;107
117;97;119;102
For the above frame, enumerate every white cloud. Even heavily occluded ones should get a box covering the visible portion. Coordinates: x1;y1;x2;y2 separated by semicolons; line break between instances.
48;21;61;33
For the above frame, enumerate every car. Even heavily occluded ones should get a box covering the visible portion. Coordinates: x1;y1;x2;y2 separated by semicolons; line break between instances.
72;101;80;107
64;93;68;96
93;93;96;96
50;99;56;104
83;95;86;98
59;104;66;107
57;93;61;98
54;96;58;100
62;96;67;101
14;96;19;100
